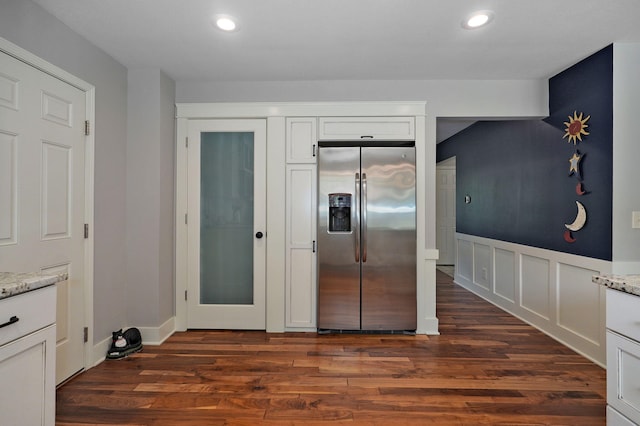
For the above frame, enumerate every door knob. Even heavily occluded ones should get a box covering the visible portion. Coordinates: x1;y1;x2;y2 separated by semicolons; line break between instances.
255;231;264;239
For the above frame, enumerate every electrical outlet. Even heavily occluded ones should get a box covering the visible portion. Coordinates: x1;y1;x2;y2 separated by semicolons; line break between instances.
633;211;640;229
482;267;488;281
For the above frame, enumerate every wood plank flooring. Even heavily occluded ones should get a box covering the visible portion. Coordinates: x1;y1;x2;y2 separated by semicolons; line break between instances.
56;271;606;425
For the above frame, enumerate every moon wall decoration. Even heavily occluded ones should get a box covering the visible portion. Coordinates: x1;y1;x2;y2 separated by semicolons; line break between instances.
565;200;587;232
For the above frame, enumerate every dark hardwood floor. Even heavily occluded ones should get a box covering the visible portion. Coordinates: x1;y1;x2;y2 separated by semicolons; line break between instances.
56;271;606;425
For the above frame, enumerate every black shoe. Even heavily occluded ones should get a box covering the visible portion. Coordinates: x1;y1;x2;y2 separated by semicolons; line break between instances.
106;328;143;359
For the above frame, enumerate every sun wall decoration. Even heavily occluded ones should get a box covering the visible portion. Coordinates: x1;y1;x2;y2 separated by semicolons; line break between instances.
563;111;590;144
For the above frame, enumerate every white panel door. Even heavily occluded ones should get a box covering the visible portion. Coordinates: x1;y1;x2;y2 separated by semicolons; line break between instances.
187;119;266;329
436;166;456;265
0;51;85;384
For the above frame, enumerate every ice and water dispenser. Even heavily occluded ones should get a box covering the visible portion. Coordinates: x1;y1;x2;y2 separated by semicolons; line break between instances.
328;193;352;233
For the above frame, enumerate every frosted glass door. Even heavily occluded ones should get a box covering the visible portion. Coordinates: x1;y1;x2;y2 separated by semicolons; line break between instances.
200;131;253;304
187;119;266;329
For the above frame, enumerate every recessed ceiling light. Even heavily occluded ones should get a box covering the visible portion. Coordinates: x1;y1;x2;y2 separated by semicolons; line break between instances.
462;10;494;29
213;14;239;32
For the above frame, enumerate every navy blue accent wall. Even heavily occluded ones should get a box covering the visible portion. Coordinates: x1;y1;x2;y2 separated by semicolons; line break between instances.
436;45;613;260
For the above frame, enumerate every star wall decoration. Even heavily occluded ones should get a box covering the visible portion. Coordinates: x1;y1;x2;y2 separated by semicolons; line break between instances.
568;150;583;177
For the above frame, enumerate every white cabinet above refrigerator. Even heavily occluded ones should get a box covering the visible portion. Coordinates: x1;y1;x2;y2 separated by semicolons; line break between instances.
318;117;415;141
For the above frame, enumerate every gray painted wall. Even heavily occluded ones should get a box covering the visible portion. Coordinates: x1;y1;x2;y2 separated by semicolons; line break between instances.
0;2;178;343
126;69;175;326
176;79;548;119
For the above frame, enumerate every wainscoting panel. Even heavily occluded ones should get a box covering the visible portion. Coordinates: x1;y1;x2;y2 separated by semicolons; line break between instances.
473;243;491;290
457;239;473;282
494;248;516;303
557;263;601;344
454;233;610;366
521;254;550;321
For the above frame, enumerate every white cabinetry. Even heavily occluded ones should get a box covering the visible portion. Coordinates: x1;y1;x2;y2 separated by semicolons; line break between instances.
176;102;431;334
318;116;415;141
284;115;419;329
606;288;640;425
285;118;317;329
286;117;317;163
0;285;56;426
285;165;317;328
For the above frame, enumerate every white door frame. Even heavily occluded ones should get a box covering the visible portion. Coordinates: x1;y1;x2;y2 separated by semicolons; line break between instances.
0;37;95;374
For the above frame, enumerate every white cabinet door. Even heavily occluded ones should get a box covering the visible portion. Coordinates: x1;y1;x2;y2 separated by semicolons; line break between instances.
0;324;56;426
286;117;317;163
285;164;317;328
318;117;415;141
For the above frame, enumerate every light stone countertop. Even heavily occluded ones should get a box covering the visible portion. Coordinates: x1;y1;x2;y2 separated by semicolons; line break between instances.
0;272;67;300
592;274;640;297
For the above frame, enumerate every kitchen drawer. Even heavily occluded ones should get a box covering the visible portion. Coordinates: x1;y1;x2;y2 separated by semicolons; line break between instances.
318;117;415;141
607;288;640;342
0;285;56;347
607;330;640;424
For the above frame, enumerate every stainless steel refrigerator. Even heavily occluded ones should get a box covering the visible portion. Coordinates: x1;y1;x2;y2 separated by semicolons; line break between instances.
317;143;416;332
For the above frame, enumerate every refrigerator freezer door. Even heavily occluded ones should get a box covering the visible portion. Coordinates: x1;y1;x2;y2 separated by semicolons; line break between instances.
361;147;416;330
318;147;361;330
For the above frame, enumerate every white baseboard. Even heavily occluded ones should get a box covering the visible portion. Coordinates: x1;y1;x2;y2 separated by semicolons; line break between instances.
137;316;176;346
454;232;609;367
417;317;440;335
284;327;317;333
89;316;176;368
454;277;606;368
91;334;111;367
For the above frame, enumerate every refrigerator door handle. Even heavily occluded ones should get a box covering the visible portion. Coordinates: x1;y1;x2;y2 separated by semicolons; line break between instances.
354;172;360;263
362;173;367;263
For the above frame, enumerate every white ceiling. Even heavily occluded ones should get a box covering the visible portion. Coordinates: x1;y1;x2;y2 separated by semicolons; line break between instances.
31;0;640;83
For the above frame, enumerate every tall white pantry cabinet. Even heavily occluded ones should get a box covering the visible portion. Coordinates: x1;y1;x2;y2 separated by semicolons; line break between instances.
285;118;318;329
